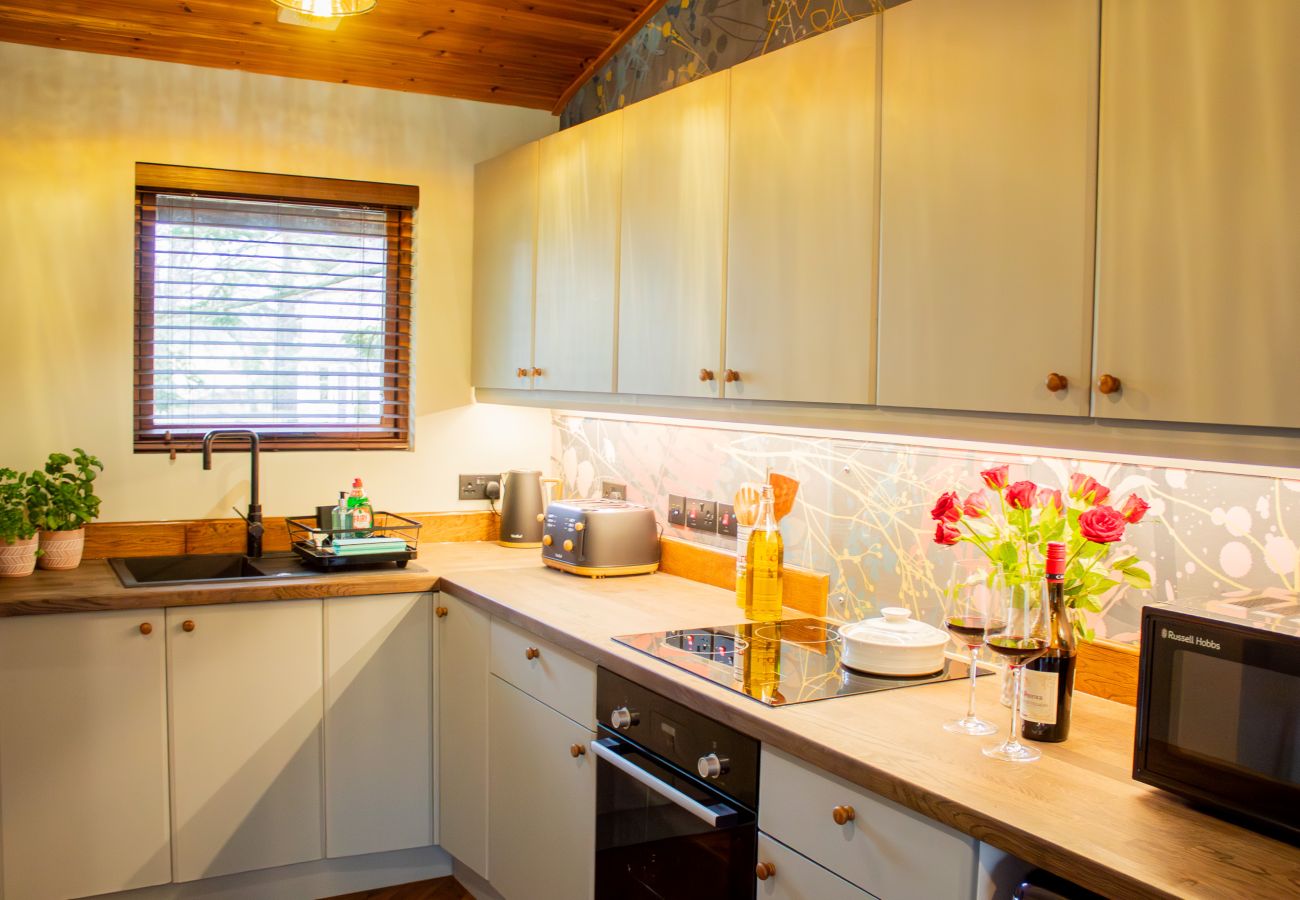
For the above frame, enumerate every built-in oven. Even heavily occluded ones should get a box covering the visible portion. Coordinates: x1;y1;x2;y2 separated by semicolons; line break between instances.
593;668;760;899
1134;603;1299;842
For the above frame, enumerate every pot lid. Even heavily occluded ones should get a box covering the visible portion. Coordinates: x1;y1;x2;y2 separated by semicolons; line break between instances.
840;607;947;648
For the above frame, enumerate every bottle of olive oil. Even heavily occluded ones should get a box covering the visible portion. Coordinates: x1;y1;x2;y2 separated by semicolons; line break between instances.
746;485;784;621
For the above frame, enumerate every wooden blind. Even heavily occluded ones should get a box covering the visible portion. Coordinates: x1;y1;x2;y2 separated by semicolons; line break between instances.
134;165;416;452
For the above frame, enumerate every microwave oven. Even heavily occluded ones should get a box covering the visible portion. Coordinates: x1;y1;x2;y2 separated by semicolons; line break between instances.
1133;603;1299;842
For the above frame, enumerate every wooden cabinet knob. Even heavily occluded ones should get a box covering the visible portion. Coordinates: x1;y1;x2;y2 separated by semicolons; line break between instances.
139;622;153;636
435;606;448;618
182;620;196;633
1045;372;1068;392
699;368;715;382
516;367;528;378
832;804;857;825
755;861;776;881
569;743;587;758
1098;373;1121;395
531;367;543;377
525;646;540;660
724;369;740;383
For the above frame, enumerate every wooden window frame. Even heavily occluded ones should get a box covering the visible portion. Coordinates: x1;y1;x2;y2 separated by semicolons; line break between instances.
133;163;417;453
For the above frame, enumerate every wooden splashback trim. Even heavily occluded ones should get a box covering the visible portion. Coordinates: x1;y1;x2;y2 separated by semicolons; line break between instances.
83;511;499;559
656;535;1139;704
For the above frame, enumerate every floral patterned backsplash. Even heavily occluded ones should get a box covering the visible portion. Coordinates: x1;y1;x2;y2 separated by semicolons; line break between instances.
552;414;1300;644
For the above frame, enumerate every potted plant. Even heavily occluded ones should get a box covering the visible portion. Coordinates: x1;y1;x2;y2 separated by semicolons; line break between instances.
27;449;103;571
0;468;38;577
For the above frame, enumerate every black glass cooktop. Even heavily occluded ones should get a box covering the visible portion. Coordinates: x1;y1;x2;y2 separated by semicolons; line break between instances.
613;617;985;707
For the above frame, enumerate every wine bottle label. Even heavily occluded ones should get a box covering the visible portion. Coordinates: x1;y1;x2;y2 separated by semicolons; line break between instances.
1021;668;1058;725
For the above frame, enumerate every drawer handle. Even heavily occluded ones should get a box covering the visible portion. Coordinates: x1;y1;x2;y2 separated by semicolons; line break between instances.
182;619;196;633
139;622;153;636
435;606;448;618
699;368;715;382
832;804;856;825
525;646;540;660
1098;373;1122;395
1045;372;1068;392
755;861;776;881
516;367;528;378
570;743;587;758
724;369;741;383
531;367;543;377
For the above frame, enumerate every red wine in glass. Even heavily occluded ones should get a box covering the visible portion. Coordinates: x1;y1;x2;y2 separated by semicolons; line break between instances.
945;616;1007;645
985;636;1049;663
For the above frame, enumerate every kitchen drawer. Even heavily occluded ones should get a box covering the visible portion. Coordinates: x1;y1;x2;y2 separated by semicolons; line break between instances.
757;832;878;900
759;747;977;900
490;617;595;728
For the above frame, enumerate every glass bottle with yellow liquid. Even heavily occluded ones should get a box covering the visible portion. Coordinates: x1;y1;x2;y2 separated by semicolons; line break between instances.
745;485;784;621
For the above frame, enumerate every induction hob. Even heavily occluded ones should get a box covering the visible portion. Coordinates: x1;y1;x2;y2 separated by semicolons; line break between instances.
613;617;987;707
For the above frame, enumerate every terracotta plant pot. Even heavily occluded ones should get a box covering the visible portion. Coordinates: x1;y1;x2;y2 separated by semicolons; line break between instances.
38;527;85;571
0;535;38;577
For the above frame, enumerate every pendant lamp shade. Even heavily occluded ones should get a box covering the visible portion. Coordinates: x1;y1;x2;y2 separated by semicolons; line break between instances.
273;0;377;17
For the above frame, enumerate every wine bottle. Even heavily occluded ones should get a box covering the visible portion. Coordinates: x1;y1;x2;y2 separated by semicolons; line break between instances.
1022;541;1077;742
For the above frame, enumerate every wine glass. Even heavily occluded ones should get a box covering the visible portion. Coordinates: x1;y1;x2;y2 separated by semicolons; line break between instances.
982;580;1050;762
942;558;1001;736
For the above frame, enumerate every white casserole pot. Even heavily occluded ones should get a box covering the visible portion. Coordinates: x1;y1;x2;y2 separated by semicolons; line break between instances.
839;607;948;677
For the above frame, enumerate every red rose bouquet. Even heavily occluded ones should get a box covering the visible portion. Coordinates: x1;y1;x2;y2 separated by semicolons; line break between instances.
930;465;1152;639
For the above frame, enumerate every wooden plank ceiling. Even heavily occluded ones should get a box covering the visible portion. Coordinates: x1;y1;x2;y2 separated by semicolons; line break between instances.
0;0;661;110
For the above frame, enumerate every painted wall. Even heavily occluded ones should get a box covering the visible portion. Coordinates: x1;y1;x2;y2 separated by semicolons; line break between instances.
0;42;557;522
554;414;1300;643
562;0;900;127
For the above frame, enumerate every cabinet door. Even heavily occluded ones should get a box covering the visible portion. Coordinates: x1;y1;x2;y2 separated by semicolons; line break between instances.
756;833;878;900
438;593;492;878
535;112;622;393
1095;0;1300;428
877;0;1098;416
167;601;324;882
619;72;730;398
726;17;879;404
324;593;433;858
0;609;170;900
488;676;595;900
472;142;538;390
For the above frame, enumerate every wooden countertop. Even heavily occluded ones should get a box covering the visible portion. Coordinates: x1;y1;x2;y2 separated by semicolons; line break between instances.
3;543;1296;898
437;561;1300;900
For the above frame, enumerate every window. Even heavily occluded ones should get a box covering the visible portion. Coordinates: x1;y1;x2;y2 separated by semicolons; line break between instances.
134;164;416;451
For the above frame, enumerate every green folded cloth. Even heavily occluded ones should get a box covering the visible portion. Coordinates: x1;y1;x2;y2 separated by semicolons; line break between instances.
332;537;408;556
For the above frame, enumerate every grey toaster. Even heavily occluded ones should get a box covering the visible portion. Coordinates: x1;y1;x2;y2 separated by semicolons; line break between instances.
541;499;660;577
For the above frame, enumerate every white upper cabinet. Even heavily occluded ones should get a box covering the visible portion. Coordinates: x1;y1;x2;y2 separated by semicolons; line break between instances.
1095;0;1300;428
0;610;171;900
726;16;880;404
167;602;324;882
618;71;730;398
535;111;623;392
472;142;538;390
324;593;434;859
877;0;1099;416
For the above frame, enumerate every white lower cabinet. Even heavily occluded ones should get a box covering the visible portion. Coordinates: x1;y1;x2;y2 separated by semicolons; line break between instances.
0;609;171;900
759;747;978;900
438;592;493;879
167;601;325;882
324;592;434;858
487;675;595;900
757;833;876;900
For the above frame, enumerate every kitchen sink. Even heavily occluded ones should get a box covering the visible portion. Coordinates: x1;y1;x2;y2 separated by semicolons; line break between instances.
109;552;318;588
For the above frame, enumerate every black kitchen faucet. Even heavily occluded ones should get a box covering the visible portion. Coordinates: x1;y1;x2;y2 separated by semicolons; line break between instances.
202;429;264;558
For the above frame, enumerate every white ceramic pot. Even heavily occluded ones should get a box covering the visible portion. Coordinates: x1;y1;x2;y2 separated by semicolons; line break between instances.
839;607;949;676
0;535;38;578
38;528;85;571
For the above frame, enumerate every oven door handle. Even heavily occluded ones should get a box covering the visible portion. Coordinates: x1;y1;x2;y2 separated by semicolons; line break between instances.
590;739;739;828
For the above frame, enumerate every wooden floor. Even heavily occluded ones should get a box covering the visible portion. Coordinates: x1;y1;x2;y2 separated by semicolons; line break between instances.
326;876;473;900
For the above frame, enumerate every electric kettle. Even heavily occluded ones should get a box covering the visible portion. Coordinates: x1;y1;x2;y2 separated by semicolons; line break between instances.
496;470;560;548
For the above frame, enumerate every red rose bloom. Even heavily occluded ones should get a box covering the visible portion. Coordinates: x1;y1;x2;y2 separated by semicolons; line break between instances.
1078;505;1127;543
1005;480;1038;510
963;491;990;518
1090;481;1112;506
1068;473;1110;506
980;465;1009;491
1120;494;1150;524
934;521;961;546
1037;488;1065;514
931;491;963;523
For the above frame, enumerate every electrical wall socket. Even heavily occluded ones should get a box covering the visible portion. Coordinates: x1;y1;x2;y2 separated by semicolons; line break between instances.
667;495;686;525
717;503;738;537
686;498;718;532
458;474;499;501
601;480;628;501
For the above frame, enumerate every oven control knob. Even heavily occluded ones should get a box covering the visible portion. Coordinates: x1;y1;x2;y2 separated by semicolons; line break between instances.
609;706;639;730
697;753;729;779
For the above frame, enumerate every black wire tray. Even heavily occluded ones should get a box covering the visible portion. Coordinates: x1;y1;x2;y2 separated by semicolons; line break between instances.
286;511;421;571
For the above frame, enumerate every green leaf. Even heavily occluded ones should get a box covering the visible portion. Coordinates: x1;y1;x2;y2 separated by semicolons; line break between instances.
1121;567;1153;591
1108;555;1140;571
1074;593;1105;613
